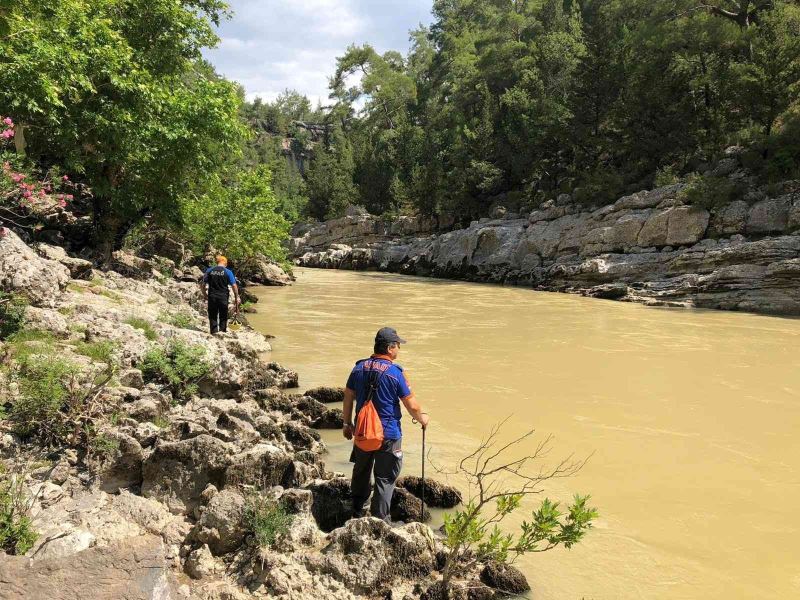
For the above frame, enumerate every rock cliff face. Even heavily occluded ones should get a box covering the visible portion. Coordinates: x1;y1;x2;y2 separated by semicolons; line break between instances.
290;181;800;315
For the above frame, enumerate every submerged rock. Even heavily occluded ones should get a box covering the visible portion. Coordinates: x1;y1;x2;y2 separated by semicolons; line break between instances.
390;486;431;523
305;386;345;404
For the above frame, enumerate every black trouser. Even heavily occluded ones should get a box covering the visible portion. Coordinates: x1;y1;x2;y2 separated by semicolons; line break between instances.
351;438;403;521
207;295;229;333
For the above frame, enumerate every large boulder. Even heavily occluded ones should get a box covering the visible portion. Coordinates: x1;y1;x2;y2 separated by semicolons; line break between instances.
304;386;345;404
0;228;70;307
396;476;462;508
191;489;247;555
308;518;438;595
0;534;174;599
245;255;294;286
746;197;791;234
666;206;709;246
35;243;94;278
141;434;232;515
390;487;431;523
94;430;144;493
479;561;530;595
307;477;352;532
223;443;295;489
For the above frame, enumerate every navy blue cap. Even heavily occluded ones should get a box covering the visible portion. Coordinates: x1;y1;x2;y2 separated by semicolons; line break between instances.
375;327;406;345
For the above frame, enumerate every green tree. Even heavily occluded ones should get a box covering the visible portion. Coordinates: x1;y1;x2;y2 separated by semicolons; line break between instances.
0;0;245;254
305;126;357;220
179;165;289;263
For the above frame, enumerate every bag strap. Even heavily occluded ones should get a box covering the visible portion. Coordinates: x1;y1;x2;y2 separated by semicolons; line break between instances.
364;359;385;405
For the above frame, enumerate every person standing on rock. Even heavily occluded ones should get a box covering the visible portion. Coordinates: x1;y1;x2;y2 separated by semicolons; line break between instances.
199;255;241;334
343;327;429;521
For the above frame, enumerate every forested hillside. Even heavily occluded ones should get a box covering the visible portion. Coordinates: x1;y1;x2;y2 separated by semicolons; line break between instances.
281;0;800;223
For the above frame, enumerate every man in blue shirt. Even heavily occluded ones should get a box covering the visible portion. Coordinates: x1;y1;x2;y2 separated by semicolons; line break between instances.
199;255;241;334
343;327;429;521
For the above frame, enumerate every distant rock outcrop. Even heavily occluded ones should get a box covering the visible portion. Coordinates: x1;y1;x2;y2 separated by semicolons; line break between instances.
290;170;800;315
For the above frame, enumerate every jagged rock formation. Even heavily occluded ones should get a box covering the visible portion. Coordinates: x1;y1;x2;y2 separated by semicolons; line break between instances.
0;228;510;600
291;175;800;315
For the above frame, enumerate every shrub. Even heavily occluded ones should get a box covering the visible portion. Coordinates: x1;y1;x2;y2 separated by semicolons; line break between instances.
124;317;158;341
0;293;27;340
438;421;597;594
678;174;743;210
0;465;38;555
654;165;680;187
245;494;293;549
73;340;118;364
8;353;116;447
140;341;211;401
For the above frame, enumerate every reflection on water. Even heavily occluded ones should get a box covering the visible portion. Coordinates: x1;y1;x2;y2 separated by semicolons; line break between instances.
249;268;800;600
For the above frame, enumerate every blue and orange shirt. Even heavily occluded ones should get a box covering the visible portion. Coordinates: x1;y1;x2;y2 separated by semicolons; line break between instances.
346;355;413;440
203;266;236;299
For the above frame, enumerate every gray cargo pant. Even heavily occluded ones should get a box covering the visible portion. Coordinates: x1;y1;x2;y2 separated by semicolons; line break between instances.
350;438;403;521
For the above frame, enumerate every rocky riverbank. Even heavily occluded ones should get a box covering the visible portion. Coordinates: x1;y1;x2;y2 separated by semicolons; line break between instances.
0;229;513;600
291;163;800;316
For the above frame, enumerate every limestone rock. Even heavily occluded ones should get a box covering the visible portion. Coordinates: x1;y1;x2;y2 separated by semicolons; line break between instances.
184;543;223;580
746;197;791;234
479;561;530;595
666;206;709;246
0;534;174;599
35;243;94;278
390;487;431;523
396;476;462;508
0;228;70;307
308;477;352;532
310;518;438;594
304;386;345;404
191;489;246;555
142;434;232;515
95;430;144;493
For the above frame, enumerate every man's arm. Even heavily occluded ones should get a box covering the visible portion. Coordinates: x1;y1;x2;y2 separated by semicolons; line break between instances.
343;387;355;440
227;269;241;309
401;392;429;429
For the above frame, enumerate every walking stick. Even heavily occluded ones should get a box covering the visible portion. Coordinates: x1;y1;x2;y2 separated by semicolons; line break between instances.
421;425;426;519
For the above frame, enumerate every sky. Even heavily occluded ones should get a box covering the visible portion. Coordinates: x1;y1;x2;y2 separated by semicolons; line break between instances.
203;0;434;106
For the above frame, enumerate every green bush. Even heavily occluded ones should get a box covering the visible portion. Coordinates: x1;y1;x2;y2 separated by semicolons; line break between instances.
654;165;680;187
7;347;116;447
0;293;27;340
245;494;293;549
73;340;118;364
0;466;38;555
124;317;158;341
678;174;742;210
141;341;211;401
9;355;78;441
89;433;120;460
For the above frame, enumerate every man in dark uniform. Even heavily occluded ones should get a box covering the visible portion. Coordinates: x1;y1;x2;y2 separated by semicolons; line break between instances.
343;327;429;521
199;255;241;334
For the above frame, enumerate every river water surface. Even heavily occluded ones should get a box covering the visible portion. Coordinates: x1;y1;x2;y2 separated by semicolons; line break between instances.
250;267;800;600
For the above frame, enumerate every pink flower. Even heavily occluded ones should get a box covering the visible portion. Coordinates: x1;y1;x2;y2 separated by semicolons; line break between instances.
38;189;46;198
1;129;14;139
58;199;67;208
2;117;12;126
66;194;74;200
10;173;25;183
0;227;7;237
62;175;69;182
23;190;32;198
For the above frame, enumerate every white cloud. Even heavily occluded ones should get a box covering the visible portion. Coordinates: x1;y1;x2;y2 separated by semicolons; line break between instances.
204;0;433;105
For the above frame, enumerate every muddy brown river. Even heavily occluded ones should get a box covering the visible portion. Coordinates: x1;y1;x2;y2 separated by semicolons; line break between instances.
250;267;800;600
